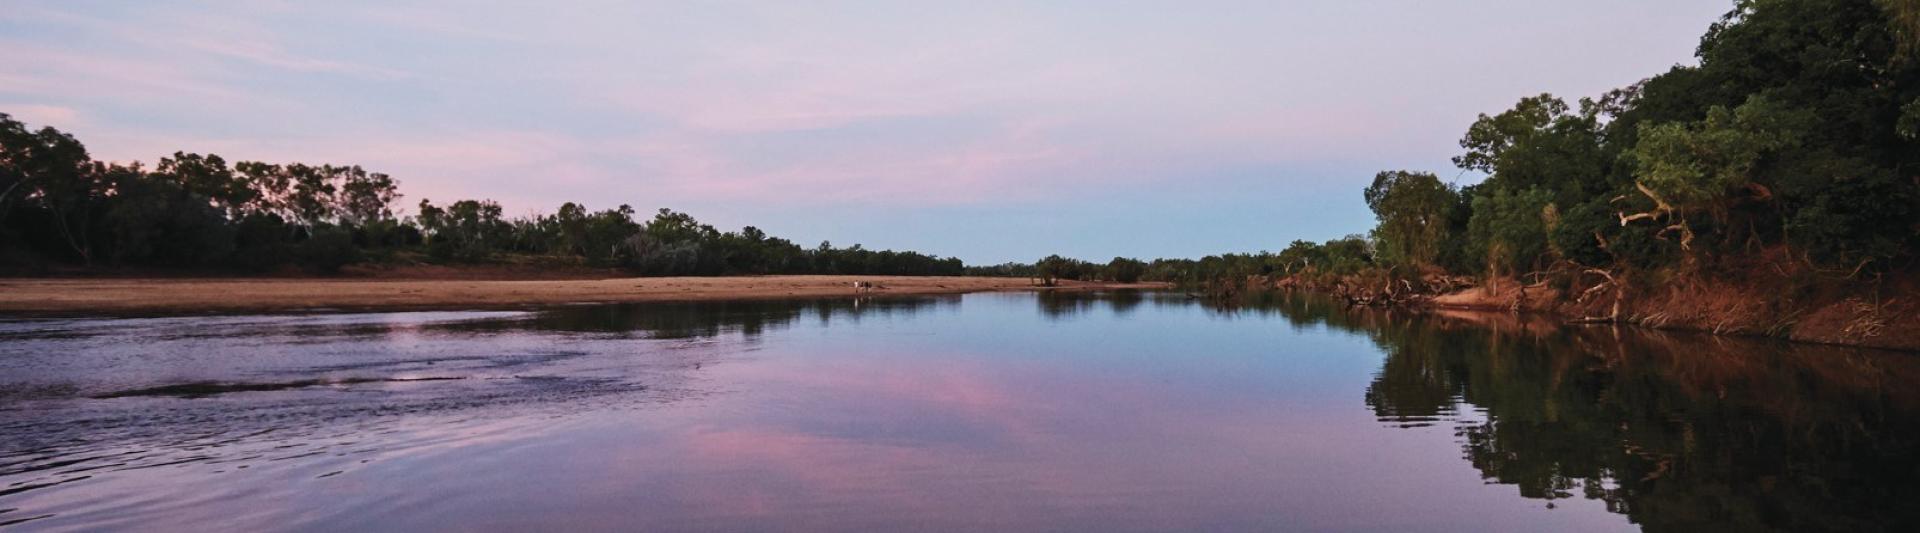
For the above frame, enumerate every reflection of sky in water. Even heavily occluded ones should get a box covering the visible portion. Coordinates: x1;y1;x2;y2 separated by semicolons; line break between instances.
2;292;1915;531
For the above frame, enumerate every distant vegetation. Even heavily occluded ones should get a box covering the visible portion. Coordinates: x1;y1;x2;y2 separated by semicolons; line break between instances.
0;118;964;276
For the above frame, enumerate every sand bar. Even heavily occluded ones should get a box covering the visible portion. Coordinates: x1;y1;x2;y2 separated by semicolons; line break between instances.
0;275;1167;316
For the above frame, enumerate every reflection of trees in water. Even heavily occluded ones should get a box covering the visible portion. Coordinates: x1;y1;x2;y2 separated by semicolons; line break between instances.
1034;290;1152;319
1108;290;1145;315
1194;290;1428;337
1035;291;1098;320
1260;292;1920;532
436;296;958;340
433;290;1920;530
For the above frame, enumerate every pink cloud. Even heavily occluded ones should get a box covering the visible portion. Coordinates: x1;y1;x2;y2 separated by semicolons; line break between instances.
12;5;407;80
0;42;274;107
0;103;81;126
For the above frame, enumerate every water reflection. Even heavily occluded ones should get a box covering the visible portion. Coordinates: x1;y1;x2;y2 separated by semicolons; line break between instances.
0;298;952;530
1241;291;1920;532
437;296;957;338
1033;290;1173;321
0;292;1914;531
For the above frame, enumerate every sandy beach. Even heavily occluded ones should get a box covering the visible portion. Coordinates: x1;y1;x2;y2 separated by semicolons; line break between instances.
0;275;1168;316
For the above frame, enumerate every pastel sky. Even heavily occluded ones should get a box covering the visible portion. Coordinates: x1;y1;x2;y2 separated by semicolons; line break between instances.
0;1;1731;264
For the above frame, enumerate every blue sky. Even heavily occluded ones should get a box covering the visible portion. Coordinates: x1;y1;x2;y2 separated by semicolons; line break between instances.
0;1;1731;264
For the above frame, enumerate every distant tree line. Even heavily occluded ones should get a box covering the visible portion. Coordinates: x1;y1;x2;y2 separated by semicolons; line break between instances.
0;115;962;276
1007;238;1377;289
408;199;964;276
969;255;1156;286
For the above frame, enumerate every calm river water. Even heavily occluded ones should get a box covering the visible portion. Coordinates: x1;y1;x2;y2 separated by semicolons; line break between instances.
1;291;1915;531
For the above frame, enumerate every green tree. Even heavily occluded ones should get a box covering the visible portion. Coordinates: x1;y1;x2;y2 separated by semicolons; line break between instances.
284;164;337;229
1466;187;1553;278
1363;170;1458;267
100;163;235;266
1276;240;1325;274
156;152;255;218
1623;95;1809;251
1453;94;1609;208
0;116;101;263
1320;235;1374;275
1036;255;1085;286
417;198;507;261
335;166;400;226
1105;257;1146;283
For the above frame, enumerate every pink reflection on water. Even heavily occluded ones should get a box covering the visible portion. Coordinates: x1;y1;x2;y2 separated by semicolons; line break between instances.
514;344;1615;531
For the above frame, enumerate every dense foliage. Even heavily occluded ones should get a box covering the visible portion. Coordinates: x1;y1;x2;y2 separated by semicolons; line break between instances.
0;116;964;276
1371;0;1920;279
1024;0;1918;292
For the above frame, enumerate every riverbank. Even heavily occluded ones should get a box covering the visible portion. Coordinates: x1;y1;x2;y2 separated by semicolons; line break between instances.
1421;276;1920;352
0;276;1169;316
1269;265;1920;352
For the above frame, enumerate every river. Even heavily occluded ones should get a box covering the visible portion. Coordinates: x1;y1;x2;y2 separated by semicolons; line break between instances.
1;291;1915;531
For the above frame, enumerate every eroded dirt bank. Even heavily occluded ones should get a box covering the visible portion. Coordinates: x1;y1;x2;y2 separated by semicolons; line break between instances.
1423;276;1919;352
1259;269;1918;352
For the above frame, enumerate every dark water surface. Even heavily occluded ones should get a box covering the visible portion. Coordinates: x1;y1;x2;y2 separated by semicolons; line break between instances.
1;291;1916;531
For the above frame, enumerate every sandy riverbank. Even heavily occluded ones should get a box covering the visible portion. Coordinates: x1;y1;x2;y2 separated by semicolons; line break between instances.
0;275;1169;316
